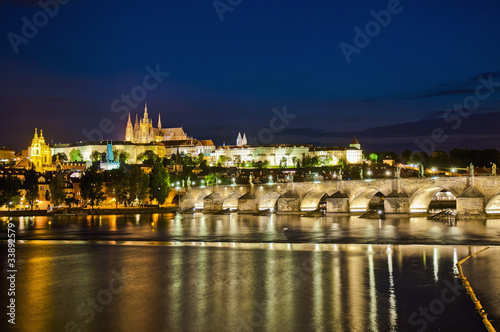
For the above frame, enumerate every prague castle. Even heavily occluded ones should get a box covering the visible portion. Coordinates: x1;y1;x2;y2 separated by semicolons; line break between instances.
25;103;363;171
125;103;189;143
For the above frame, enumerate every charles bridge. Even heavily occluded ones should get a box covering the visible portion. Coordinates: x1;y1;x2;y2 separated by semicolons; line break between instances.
179;176;500;217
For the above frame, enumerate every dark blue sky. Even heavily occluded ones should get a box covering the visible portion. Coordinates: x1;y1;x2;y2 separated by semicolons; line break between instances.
1;0;500;152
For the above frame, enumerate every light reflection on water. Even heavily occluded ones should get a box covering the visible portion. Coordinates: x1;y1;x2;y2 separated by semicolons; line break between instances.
2;242;496;331
1;214;500;331
3;213;500;246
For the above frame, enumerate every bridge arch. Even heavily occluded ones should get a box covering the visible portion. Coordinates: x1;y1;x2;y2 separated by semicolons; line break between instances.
349;187;384;212
195;191;212;209
223;191;246;210
301;190;328;211
258;191;281;211
409;185;458;213
485;193;500;214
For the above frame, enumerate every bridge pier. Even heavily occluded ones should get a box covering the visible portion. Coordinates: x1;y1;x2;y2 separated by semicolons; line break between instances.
277;191;301;213
384;191;410;214
456;186;485;218
203;193;224;212
326;191;349;214
238;193;258;213
181;177;500;218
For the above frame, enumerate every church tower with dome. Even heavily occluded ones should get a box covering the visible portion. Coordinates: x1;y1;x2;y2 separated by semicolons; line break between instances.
28;128;52;172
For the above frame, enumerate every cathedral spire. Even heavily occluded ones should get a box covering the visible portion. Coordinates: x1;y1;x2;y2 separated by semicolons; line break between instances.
158;113;162;130
144;102;148;120
127;113;132;125
34;128;38;139
242;133;247;146
236;132;242;146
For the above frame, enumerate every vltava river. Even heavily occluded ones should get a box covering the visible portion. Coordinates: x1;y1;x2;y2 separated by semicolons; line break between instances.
1;214;500;331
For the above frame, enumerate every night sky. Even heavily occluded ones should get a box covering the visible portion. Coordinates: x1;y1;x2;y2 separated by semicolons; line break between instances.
1;0;500;153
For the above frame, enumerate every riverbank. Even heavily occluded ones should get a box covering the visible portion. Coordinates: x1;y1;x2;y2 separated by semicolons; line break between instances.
0;210;47;217
0;207;178;217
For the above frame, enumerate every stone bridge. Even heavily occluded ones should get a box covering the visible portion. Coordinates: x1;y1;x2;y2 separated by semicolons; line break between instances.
179;176;500;217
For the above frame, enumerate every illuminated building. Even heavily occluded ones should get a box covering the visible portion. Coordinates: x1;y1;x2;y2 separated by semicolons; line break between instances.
28;129;53;172
0;147;15;161
125;102;189;143
211;134;363;167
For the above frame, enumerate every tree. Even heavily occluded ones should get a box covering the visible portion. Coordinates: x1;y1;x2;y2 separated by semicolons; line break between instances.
137;150;159;165
118;151;130;164
217;155;226;167
137;171;150;206
369;153;378;163
410;151;427;165
337;158;347;171
292;156;299;168
310;156;320;167
181;155;195;167
24;169;39;210
80;166;105;208
0;175;21;209
235;155;242;167
105;168;128;208
204;173;215;186
324;155;333;166
90;150;102;162
149;161;170;205
69;149;83;162
401;150;412;164
52;152;68;163
65;195;78;208
280;156;287;168
197;152;205;165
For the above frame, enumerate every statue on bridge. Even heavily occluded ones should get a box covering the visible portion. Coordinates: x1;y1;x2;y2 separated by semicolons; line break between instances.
470;163;474;177
493;163;497;176
339;170;343;181
419;164;424;178
396;166;401;179
359;168;363;180
249;174;254;188
187;176;191;189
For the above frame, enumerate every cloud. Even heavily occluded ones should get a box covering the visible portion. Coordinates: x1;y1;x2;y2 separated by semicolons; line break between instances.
398;89;476;101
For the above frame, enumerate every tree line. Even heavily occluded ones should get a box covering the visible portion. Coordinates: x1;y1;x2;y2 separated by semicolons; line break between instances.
368;149;500;168
0;161;171;210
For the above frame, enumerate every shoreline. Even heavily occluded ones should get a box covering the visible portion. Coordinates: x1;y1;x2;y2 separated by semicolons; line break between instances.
0;207;179;217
